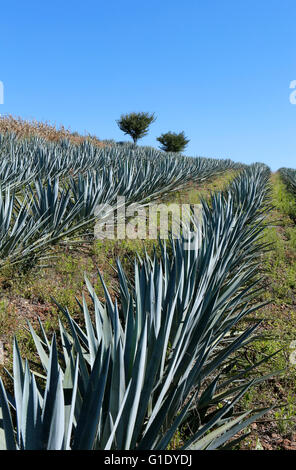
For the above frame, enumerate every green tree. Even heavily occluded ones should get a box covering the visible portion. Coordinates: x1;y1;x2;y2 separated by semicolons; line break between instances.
157;131;190;153
116;112;156;145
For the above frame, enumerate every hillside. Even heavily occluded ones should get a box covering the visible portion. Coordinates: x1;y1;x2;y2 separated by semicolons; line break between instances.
0;118;295;451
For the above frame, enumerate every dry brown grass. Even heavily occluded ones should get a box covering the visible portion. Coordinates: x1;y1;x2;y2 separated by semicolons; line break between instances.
0;114;107;147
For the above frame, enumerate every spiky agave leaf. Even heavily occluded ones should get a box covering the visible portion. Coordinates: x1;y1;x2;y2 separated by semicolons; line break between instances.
279;167;296;196
8;163;276;450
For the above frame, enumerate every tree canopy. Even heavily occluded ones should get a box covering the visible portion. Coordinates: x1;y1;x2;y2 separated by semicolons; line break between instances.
157;131;190;153
116;112;156;144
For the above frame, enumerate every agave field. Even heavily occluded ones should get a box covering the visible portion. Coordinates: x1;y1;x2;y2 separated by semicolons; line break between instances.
0;129;295;450
279;168;296;198
0;133;241;269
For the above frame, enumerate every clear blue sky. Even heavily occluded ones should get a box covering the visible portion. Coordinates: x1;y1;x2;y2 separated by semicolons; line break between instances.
1;0;295;170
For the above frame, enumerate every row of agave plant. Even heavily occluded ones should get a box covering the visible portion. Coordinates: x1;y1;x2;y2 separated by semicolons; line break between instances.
279;167;296;196
0;132;242;268
0;163;278;450
0;133;241;191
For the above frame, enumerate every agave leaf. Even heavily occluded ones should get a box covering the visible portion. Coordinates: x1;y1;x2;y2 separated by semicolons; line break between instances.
20;361;42;449
63;356;79;449
73;345;110;450
41;335;63;448
205;407;270;450
123;319;148;450
13;338;25;444
27;321;50;372
0;377;16;450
